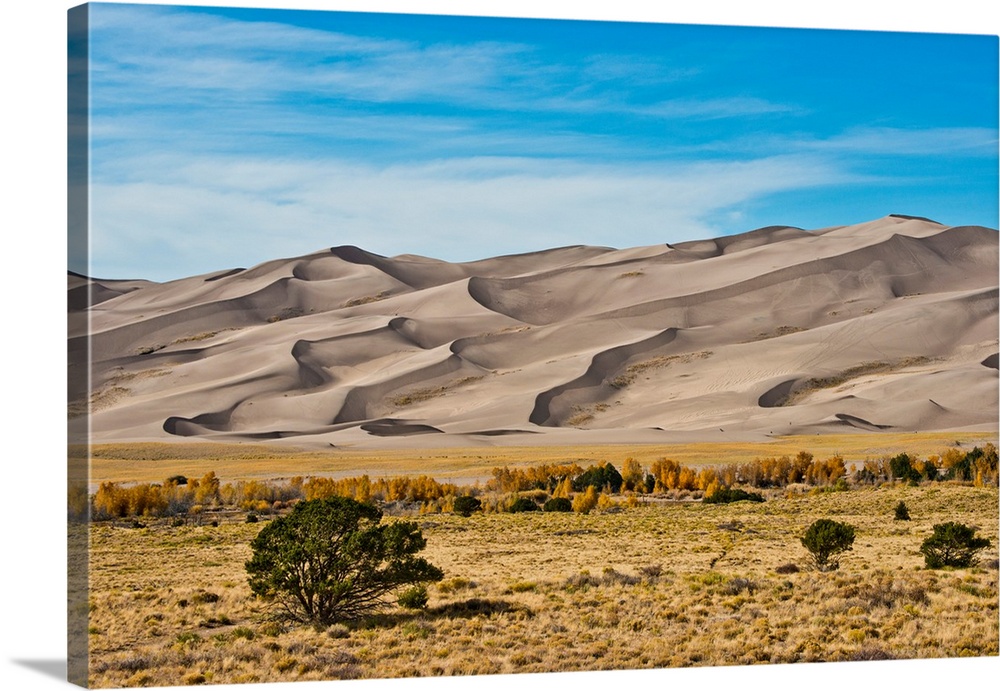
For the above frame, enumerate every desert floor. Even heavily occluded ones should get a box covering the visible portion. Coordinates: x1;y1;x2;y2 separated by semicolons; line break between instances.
83;431;998;486
85;476;998;688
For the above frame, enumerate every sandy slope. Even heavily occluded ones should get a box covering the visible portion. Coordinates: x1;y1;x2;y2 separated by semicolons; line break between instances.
68;215;999;448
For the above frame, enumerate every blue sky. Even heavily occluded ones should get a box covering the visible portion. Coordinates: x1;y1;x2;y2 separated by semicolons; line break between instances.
80;2;998;281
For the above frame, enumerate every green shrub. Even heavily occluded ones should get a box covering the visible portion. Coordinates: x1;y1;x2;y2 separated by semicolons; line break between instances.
246;513;259;523
543;497;573;512
174;632;201;648
703;487;764;504
889;453;921;482
245;496;443;625
920;522;991;568
191;590;220;604
452;495;482;517
801;519;855;571
920;460;940;482
572;463;623;493
893;501;910;521
397;585;429;610
509;497;540;513
231;626;255;641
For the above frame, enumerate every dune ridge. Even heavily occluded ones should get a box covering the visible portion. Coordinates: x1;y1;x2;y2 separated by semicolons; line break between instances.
68;216;999;448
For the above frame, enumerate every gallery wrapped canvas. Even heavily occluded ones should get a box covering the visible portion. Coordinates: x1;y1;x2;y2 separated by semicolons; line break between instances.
66;2;998;689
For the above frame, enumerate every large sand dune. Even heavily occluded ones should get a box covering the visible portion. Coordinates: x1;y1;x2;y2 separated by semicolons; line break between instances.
68;215;999;448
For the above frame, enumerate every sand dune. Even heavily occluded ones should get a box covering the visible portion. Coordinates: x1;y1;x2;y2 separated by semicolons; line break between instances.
69;215;998;448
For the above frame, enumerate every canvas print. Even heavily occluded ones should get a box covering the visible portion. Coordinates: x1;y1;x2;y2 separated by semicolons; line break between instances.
67;2;999;688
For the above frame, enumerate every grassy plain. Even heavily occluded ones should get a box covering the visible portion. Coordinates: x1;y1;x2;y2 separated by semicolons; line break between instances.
83;431;997;485
87;483;999;688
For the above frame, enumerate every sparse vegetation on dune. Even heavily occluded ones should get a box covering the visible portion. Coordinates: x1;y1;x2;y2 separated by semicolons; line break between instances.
608;351;712;389
391;376;484;408
777;356;934;406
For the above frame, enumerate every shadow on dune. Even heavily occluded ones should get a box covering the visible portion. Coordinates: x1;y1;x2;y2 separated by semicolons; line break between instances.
360;419;444;436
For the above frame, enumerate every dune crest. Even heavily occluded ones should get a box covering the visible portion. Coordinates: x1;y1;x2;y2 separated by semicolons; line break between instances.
69;216;999;447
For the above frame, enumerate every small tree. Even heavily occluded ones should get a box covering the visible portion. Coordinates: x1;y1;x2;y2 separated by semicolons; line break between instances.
801;519;855;571
920;522;991;568
888;453;921;483
621;458;645;492
572;485;599;514
452;495;482;517
509;496;540;513
245;497;443;625
893;501;910;521
572;463;624;493
543;497;573;512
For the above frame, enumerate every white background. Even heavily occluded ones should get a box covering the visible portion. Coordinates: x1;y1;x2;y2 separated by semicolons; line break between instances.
2;2;998;690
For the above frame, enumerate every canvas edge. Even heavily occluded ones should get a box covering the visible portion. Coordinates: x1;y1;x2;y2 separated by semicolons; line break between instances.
68;3;91;687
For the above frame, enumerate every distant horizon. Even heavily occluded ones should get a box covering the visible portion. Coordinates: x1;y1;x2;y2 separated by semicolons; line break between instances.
76;3;998;282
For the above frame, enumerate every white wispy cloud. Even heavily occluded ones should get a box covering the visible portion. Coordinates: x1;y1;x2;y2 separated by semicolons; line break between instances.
81;4;997;281
809;127;998;156
88;4;792;121
89;153;855;281
688;126;998;159
641;97;803;119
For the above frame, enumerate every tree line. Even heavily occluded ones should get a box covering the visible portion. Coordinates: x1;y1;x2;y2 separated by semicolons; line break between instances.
80;444;998;521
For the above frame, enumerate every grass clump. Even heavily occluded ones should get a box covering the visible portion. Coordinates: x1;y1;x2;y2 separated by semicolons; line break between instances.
397;585;430;610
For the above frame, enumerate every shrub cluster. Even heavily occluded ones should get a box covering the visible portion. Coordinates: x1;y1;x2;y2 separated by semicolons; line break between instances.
543;497;573;512
703;487;765;504
304;474;459;504
571;463;624;493
855;445;998;486
452;495;482;517
508;497;541;513
87;442;999;523
487;464;584;493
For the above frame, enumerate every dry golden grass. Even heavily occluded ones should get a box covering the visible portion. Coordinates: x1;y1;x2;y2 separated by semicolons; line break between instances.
83;432;998;486
87;483;998;687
